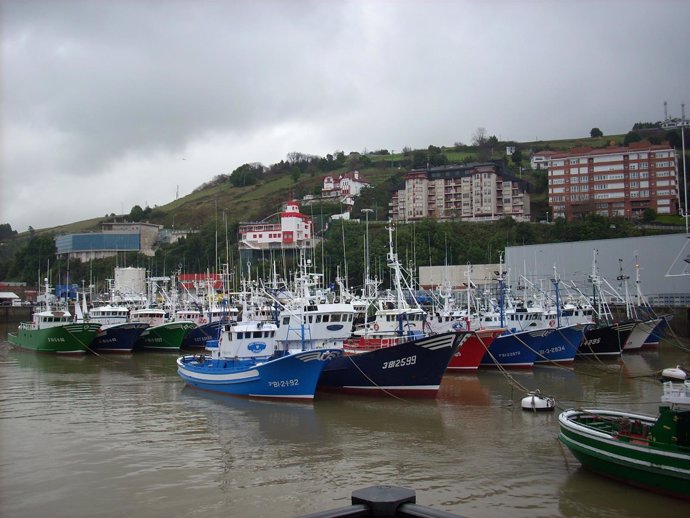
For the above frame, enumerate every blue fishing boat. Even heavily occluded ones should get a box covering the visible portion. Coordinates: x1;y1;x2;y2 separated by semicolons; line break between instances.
533;324;586;365
88;305;149;353
177;316;341;400
180;320;222;349
91;322;150;353
479;329;539;368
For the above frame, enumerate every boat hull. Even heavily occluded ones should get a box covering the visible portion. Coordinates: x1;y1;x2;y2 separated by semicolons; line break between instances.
136;322;196;351
645;315;670;346
559;408;690;501
622;320;653;351
479;330;539;368
576;322;633;359
317;332;460;398
177;349;342;400
181;321;222;349
533;324;585;365
91;322;149;353
8;322;102;354
446;329;503;371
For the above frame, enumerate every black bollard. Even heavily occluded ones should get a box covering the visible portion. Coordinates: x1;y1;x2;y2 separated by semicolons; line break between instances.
351;486;416;516
295;485;467;518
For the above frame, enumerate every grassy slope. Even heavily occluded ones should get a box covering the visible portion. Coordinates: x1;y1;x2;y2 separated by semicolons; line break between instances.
21;132;662;236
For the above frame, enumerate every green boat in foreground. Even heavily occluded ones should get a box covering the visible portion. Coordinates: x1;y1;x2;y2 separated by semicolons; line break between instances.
8;309;102;354
558;381;690;501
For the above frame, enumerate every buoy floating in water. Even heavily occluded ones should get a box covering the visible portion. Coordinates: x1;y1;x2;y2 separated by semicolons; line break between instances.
521;390;556;412
660;365;688;382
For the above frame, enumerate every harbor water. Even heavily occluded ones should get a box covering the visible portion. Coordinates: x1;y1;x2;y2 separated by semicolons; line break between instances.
1;323;689;517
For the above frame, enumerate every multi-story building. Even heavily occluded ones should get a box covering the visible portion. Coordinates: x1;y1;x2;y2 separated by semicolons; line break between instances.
545;142;679;220
389;161;530;222
238;201;314;252
55;222;162;262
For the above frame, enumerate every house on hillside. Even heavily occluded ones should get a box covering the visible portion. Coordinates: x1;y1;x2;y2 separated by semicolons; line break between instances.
530;151;559;170
322;171;370;201
238;201;315;255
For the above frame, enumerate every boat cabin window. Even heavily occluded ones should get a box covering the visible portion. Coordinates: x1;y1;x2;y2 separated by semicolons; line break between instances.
322;314;330;322
253;331;262;338
282;317;290;325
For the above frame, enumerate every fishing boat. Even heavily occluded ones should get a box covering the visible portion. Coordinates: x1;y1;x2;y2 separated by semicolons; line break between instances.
318;331;461;398
88;304;149;353
533;323;586;365
576;321;631;359
177;317;341;400
131;308;196;351
574;253;634;359
446;328;504;371
558;380;690;501
7;278;101;354
478;329;539;368
174;307;222;350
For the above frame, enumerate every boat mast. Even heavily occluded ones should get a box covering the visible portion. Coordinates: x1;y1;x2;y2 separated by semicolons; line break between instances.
386;220;408;310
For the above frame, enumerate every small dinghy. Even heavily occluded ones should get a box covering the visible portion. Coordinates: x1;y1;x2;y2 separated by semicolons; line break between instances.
521;390;556;412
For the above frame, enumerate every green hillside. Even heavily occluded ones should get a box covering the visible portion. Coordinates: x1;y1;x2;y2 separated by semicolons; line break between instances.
1;130;686;287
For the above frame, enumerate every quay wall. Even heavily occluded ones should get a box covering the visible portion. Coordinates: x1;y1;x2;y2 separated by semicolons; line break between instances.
0;306;32;322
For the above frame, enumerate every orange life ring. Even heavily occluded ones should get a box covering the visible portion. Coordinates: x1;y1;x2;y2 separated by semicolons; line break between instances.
549;319;556;327
373;323;380;331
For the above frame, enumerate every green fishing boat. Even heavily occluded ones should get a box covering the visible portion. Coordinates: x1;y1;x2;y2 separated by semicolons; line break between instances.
8;278;101;354
8;308;101;354
131;308;196;351
558;381;690;501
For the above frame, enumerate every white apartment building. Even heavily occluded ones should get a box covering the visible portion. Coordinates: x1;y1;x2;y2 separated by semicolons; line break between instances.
389;162;531;222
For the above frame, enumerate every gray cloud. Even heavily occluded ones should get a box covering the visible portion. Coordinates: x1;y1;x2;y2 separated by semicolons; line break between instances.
2;0;689;231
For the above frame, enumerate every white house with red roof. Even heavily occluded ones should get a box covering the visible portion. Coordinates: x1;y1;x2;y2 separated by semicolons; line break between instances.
239;201;314;251
321;170;370;201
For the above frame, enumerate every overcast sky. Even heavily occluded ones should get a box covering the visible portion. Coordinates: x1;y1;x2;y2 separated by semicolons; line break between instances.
1;0;689;233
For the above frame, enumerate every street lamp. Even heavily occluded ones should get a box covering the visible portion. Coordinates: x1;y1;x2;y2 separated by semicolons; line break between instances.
681;124;688;234
362;208;373;287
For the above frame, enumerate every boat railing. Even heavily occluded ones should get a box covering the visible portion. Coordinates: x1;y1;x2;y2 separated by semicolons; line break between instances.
296;486;466;518
18;321;37;330
343;336;406;350
661;380;690;406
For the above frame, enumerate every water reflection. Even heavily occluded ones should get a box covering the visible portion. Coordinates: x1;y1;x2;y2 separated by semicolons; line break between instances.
1;335;689;517
559;468;690;517
178;387;323;444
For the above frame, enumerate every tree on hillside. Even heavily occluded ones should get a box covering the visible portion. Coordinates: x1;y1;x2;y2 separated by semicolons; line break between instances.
511;148;523;167
0;223;17;240
624;131;642;146
590;127;603;138
8;233;56;282
229;163;264;187
129;205;145;221
472;127;488;146
666;130;682;149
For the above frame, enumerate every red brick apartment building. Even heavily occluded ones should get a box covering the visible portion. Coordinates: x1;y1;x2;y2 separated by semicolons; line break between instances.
546;142;679;221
